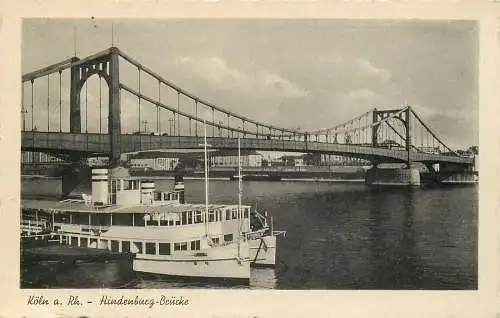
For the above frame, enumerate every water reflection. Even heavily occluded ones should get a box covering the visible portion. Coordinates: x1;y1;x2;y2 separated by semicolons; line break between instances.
251;268;277;289
368;188;423;289
21;260;133;289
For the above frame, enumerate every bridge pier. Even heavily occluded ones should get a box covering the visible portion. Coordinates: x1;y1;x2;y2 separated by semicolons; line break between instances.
366;162;477;187
365;166;421;187
422;162;477;185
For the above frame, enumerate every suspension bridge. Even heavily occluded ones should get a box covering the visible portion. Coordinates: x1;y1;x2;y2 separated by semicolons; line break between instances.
21;47;474;186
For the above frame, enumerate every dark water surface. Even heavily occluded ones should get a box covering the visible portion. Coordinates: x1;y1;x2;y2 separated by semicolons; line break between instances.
21;179;477;289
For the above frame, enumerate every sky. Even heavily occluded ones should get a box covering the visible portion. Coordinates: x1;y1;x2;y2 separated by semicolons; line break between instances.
22;19;478;150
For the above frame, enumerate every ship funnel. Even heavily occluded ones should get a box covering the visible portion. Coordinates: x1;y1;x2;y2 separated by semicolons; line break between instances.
174;174;185;204
141;180;155;205
91;168;109;205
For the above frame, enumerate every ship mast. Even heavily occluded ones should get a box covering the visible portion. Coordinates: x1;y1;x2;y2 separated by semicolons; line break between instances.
238;136;242;235
73;24;77;57
203;121;209;237
237;135;243;258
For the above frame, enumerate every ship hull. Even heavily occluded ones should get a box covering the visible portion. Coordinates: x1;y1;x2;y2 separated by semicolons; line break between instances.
249;235;277;266
133;242;250;280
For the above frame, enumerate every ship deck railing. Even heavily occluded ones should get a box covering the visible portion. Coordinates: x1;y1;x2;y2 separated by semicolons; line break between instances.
21;232;60;241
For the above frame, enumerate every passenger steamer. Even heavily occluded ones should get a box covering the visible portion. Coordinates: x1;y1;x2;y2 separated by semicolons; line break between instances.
21;129;285;281
23;168;250;280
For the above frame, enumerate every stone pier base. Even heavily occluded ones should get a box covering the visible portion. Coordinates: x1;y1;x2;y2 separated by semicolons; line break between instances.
365;167;421;187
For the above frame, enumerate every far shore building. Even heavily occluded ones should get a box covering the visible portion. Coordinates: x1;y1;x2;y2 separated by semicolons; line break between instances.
127;151;181;171
319;154;370;166
21;151;63;164
280;155;305;167
87;157;110;167
210;150;263;168
262;153;370;167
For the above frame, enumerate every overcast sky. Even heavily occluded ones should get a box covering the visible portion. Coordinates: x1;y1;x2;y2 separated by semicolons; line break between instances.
22;19;478;149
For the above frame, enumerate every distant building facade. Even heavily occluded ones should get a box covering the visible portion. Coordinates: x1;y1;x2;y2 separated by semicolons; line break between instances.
417;147;440;154
129;157;180;171
153;158;180;171
21;151;63;164
319;154;369;166
279;155;305;167
262;153;369;167
210;150;262;168
87;157;110;167
129;158;155;169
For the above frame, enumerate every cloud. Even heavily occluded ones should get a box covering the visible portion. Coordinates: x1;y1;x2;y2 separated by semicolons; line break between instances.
257;70;308;98
321;55;393;91
177;56;248;89
174;55;308;99
354;58;391;83
337;88;380;103
334;89;387;114
411;103;472;122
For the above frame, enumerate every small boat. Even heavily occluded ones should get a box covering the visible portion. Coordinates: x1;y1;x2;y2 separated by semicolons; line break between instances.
233;137;286;267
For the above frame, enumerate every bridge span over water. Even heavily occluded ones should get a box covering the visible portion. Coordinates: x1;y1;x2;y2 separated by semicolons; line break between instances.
22;132;472;166
21;47;474;185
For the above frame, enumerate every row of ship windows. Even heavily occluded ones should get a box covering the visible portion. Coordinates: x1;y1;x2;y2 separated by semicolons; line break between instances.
145;208;249;226
107;180;142;191
66;234;234;255
106;179;182;202
154;192;178;201
54;207;249;227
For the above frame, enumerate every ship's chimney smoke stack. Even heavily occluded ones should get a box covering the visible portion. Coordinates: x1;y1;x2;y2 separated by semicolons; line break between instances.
91;168;109;205
140;180;155;205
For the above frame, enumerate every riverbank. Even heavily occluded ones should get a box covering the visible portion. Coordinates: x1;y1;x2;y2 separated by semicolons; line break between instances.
122;175;366;183
129;166;367;181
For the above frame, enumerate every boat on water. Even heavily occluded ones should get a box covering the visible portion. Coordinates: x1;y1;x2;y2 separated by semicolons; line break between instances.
22;168;249;281
229;174;281;182
20;124;285;282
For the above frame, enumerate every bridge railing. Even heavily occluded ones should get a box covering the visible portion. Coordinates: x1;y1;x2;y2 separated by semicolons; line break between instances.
21;131;474;165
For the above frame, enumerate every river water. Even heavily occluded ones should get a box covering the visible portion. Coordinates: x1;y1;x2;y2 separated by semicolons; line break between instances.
21;179;477;289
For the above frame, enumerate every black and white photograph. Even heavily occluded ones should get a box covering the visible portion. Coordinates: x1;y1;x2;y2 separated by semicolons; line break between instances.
18;17;479;292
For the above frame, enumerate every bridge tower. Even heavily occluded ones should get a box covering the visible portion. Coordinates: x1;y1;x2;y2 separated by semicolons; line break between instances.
366;105;420;186
371;106;413;166
371;108;379;148
69;47;121;166
69;57;81;134
404;106;412;166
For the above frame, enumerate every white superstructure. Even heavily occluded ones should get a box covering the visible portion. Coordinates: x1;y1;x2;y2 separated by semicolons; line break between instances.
22;167;252;281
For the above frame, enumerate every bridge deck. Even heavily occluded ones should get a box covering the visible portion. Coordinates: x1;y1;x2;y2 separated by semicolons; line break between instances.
21;132;474;165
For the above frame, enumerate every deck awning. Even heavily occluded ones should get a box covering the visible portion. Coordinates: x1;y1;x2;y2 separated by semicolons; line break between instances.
21;199;248;214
